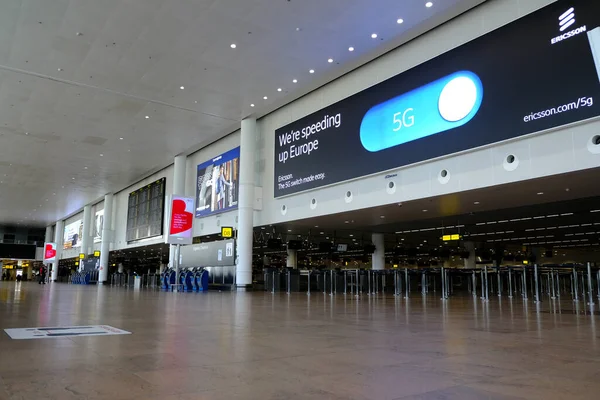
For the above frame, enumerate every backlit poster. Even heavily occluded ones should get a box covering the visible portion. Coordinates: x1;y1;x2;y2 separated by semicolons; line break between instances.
93;209;104;243
273;0;600;197
63;220;83;250
195;147;240;218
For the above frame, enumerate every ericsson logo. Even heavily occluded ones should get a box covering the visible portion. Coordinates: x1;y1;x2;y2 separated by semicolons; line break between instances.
551;7;586;45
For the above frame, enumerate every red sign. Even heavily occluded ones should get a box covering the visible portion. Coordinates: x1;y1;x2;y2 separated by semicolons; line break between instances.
167;196;195;244
43;242;57;263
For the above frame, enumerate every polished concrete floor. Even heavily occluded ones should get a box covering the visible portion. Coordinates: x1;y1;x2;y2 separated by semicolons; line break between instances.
1;282;600;400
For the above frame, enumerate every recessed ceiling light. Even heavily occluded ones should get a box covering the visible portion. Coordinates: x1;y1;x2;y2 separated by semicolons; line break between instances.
25;132;29;135
349;234;354;237
426;2;433;7
287;229;292;232
277;88;282;92
328;58;333;63
230;44;237;49
100;154;103;157
250;103;255;107
380;215;385;219
119;137;123;140
423;209;428;212
292;79;298;83
537;192;544;195
474;201;480;205
72;177;75;180
348;47;354;52
58;68;63;71
84;166;88;169
263;96;268;100
371;33;378;39
180;86;184;90
145;115;149;119
309;69;315;74
397;18;404;24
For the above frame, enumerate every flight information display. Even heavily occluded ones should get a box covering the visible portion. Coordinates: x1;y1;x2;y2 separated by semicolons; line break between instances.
126;178;166;242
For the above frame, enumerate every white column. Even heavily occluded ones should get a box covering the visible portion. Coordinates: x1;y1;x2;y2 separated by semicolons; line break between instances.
98;194;113;283
464;241;476;269
286;249;297;269
44;226;53;243
81;205;92;257
169;155;187;268
372;233;385;270
51;220;63;281
236;118;256;288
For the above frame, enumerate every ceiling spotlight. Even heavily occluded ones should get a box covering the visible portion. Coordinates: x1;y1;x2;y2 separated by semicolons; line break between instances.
328;58;333;63
119;137;123;140
250;104;255;107
100;154;104;157
371;33;378;39
474;201;480;205
72;177;75;180
58;68;63;71
145;115;149;119
422;209;428;212
292;79;298;83
25;132;29;135
76;32;82;36
380;215;385;219
537;192;544;195
230;44;237;49
397;18;404;24
263;96;268;100
84;166;88;169
180;86;185;90
348;47;354;52
277;88;282;92
309;69;315;74
426;2;433;7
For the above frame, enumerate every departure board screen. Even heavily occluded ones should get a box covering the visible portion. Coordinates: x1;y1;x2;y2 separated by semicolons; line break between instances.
126;178;166;242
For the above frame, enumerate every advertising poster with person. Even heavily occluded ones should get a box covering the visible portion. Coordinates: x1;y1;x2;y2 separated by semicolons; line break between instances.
195;147;240;218
63;220;83;250
93;209;104;243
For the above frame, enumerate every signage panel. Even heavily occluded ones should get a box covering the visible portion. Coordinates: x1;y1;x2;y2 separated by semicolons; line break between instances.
273;0;600;197
43;243;57;263
196;147;240;218
167;195;195;245
179;240;236;267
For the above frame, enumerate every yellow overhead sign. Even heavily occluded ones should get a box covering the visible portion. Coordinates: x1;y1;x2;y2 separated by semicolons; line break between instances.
442;234;462;241
93;251;101;257
79;253;85;260
221;227;233;238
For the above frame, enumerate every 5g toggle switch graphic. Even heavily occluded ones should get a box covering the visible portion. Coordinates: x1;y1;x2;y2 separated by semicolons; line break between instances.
359;71;484;152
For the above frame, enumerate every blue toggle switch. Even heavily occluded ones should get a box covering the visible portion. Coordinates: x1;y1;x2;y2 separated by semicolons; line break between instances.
359;71;483;152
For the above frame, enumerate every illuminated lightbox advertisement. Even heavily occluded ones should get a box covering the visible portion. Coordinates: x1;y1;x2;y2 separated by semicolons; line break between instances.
63;220;83;250
195;147;240;218
273;0;600;197
93;209;104;243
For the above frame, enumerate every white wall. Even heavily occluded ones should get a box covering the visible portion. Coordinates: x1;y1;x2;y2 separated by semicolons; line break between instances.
187;131;241;237
253;0;600;226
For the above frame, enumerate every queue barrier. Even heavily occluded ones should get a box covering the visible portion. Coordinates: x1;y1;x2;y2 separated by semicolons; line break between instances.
70;270;99;285
261;263;600;304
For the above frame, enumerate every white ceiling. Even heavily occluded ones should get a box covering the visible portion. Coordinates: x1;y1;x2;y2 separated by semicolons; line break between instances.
0;0;485;226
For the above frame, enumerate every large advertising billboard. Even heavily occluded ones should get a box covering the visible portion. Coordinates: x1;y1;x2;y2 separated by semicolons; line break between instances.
63;220;83;250
195;147;240;218
273;0;600;198
167;195;195;245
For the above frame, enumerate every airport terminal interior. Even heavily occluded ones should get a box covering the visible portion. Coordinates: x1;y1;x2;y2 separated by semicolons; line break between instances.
2;0;600;399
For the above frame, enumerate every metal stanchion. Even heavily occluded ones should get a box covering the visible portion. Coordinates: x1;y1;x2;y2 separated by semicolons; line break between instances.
287;270;291;295
573;268;579;302
307;270;311;296
587;263;595;307
550;269;556;299
508;269;513;298
344;270;347;295
330;270;334;296
441;267;446;300
422;272;427;296
480;270;485;300
497;269;502;297
404;268;409;299
484;266;489;302
472;270;477;297
533;264;541;303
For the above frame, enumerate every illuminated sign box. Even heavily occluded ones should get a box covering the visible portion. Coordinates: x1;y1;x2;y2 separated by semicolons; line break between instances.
221;227;233;238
